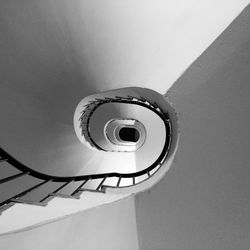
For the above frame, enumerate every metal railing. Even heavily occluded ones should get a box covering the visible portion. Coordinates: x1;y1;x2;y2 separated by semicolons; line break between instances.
0;94;172;214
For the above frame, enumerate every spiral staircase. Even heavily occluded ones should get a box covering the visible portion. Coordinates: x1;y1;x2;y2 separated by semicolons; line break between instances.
0;1;250;250
0;87;175;215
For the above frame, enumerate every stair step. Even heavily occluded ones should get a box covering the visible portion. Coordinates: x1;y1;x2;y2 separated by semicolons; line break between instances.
81;109;92;117
0;175;42;205
149;165;161;176
81;178;105;191
0;162;21;182
51;181;86;198
73;178;106;196
119;177;133;187
102;177;120;187
135;173;148;184
13;181;66;205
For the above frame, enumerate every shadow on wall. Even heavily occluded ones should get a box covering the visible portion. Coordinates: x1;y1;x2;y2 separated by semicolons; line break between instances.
136;4;250;250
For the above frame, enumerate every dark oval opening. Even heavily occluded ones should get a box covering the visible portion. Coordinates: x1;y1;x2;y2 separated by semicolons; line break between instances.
119;127;140;143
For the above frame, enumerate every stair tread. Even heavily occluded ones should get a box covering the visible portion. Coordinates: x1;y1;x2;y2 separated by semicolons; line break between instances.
16;181;65;203
54;181;85;197
0;175;42;205
0;162;21;181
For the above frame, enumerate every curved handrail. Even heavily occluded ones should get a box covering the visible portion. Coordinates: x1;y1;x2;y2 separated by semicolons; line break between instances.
0;95;172;212
0;97;171;182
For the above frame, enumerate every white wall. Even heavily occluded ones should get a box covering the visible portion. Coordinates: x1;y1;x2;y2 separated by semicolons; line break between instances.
0;196;139;250
135;5;250;250
0;0;248;176
0;1;250;249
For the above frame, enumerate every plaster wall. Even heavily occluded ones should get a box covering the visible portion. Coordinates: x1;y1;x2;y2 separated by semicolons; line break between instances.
0;196;138;250
135;5;250;250
0;1;249;249
0;0;248;176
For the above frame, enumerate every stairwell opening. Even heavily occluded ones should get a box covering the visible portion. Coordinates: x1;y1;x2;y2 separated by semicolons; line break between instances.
118;127;140;143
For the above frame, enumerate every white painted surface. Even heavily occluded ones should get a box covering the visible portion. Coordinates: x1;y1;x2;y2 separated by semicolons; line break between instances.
135;5;250;250
0;0;248;175
0;192;130;235
0;196;138;250
0;0;249;240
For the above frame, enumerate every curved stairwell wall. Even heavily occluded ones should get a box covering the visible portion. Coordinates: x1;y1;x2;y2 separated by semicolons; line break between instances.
0;0;247;176
0;196;139;250
135;4;250;250
0;0;249;242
